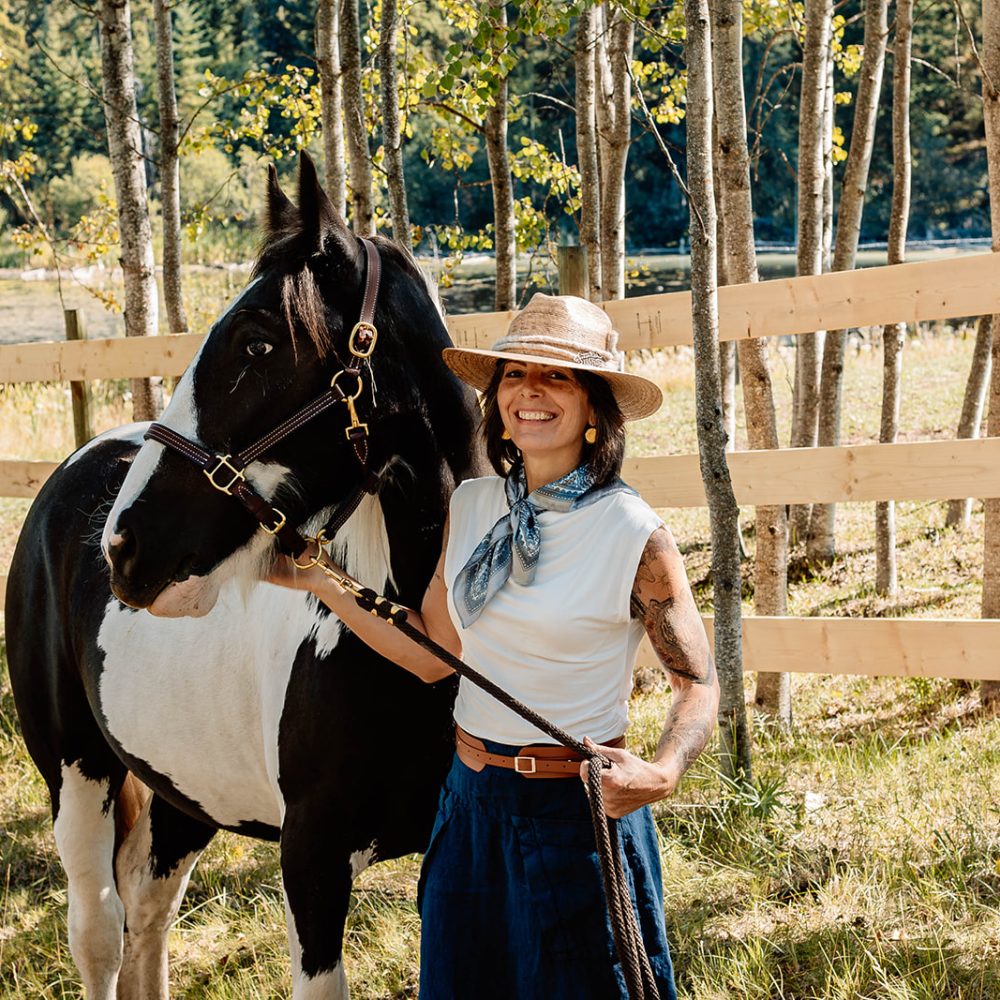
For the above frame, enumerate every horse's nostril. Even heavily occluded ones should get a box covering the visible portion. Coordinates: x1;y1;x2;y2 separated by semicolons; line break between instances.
107;526;137;575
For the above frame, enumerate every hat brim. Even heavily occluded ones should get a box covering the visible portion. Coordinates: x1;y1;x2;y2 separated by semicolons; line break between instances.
442;346;663;422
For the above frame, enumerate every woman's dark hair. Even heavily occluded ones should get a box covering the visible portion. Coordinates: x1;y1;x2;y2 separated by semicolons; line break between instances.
480;361;626;487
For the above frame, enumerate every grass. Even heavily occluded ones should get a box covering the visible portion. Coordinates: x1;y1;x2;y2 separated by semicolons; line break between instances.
2;326;1000;996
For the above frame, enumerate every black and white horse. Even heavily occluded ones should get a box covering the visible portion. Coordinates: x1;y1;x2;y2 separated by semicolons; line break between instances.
5;155;480;998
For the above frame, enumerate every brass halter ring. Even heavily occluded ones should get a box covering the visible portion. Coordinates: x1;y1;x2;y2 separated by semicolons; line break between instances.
291;530;328;570
330;369;368;442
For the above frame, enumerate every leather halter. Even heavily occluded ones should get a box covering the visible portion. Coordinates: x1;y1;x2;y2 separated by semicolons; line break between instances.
144;238;383;559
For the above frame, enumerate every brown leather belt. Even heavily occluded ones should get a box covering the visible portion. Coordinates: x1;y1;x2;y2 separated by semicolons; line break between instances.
455;725;625;780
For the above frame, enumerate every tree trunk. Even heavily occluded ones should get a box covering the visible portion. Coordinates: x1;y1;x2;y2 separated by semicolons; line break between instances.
685;0;751;784
946;316;993;529
875;0;913;598
596;5;634;301
576;6;601;301
379;0;409;245
807;0;889;562
789;0;832;543
153;0;186;336
98;0;162;421
979;0;1000;706
316;0;347;218
711;0;789;726
341;0;374;236
485;9;515;312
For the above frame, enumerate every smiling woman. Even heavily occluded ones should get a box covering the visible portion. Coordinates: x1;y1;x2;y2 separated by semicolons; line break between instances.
270;292;719;999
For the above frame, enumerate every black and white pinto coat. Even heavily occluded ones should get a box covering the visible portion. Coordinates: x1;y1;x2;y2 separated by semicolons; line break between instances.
5;157;481;999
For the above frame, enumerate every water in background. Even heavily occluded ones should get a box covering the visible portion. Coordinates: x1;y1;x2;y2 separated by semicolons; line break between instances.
0;247;970;347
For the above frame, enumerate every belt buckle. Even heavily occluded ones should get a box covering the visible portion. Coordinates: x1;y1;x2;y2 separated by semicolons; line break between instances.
514;755;537;775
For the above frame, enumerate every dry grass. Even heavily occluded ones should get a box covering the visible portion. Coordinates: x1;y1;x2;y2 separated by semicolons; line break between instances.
2;327;999;997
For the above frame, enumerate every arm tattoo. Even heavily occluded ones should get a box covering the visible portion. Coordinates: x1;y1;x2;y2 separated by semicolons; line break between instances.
656;711;716;773
631;539;715;686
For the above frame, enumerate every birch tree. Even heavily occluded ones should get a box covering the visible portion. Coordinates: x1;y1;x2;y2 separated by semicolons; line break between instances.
341;0;374;236
711;0;789;725
946;316;992;529
98;0;162;421
685;0;751;781
379;0;409;245
807;0;889;562
979;0;1000;706
595;3;634;301
316;0;347;218
576;5;601;301
153;0;186;335
875;0;913;597
484;3;516;311
789;0;832;542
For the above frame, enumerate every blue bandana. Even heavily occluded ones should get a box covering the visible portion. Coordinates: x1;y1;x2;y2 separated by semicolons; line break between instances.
452;462;636;628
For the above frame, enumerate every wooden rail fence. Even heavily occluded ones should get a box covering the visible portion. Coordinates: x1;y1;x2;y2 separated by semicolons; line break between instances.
3;253;1000;679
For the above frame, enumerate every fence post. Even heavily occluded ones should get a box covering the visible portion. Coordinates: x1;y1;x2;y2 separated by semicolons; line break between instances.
557;245;587;298
63;309;93;449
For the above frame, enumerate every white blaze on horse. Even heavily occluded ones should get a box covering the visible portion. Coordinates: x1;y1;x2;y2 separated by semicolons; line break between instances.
5;154;481;1000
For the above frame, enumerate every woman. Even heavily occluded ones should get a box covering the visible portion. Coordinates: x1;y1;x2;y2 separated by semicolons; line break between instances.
270;293;719;999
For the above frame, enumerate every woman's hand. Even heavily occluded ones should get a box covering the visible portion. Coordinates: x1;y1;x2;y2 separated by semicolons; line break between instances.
266;554;335;595
579;736;678;819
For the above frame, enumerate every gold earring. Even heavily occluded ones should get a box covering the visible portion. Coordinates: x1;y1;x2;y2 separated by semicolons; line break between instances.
501;429;511;441
584;426;597;444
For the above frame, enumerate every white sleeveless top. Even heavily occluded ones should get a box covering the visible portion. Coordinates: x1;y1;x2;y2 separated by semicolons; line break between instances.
444;476;662;745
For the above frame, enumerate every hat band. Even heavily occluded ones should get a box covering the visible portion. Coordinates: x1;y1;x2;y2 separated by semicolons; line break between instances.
491;333;622;372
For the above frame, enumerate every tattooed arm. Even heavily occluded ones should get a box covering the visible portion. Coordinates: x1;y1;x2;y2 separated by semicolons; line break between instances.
582;526;719;818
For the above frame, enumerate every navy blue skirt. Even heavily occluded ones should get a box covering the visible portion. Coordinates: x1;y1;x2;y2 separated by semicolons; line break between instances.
417;742;678;1000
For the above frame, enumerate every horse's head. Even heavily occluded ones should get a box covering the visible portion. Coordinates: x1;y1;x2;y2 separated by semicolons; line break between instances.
102;153;480;617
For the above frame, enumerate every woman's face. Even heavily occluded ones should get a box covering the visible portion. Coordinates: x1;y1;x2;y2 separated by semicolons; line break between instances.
496;361;595;465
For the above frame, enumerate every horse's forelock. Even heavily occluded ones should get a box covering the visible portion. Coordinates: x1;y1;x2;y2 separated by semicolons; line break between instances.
280;268;333;360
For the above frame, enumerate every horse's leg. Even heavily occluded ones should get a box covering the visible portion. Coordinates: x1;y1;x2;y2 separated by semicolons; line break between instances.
52;761;131;1000
115;789;216;1000
280;805;362;1000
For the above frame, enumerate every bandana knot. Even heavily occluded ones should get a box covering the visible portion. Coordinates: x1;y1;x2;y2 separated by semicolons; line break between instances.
452;462;635;628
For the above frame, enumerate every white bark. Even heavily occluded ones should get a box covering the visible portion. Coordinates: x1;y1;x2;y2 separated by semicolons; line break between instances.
153;0;186;335
875;0;913;598
595;5;633;301
946;316;992;529
316;0;347;218
711;0;789;725
99;0;162;421
980;0;1000;704
379;0;409;245
685;0;750;782
807;0;889;562
485;6;515;312
341;0;374;235
576;7;601;300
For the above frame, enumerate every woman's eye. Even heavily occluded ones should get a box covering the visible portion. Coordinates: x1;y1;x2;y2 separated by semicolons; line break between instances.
504;368;524;378
246;339;274;357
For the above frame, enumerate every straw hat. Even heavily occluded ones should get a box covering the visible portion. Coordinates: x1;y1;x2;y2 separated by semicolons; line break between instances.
442;293;662;421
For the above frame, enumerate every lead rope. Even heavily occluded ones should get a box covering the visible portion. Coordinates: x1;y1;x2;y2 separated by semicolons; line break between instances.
296;547;661;1000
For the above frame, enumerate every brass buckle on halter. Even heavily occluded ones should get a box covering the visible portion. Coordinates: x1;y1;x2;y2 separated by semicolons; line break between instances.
262;508;287;536
331;369;369;441
348;321;378;359
204;454;246;495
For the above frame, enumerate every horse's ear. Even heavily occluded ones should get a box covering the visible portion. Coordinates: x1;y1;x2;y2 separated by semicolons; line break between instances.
265;164;297;237
297;152;358;262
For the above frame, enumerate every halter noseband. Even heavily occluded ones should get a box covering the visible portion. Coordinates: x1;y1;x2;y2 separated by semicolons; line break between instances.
144;238;383;559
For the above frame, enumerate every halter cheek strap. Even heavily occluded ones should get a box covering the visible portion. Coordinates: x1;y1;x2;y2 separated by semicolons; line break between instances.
143;238;382;557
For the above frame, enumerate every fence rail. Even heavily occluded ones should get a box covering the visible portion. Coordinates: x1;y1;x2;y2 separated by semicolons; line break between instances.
2;254;998;383
2;252;999;682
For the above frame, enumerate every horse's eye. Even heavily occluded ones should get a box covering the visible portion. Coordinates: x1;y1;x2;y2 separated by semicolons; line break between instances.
246;339;274;358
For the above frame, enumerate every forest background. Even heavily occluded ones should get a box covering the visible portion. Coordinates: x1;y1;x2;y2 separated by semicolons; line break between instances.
0;0;989;282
